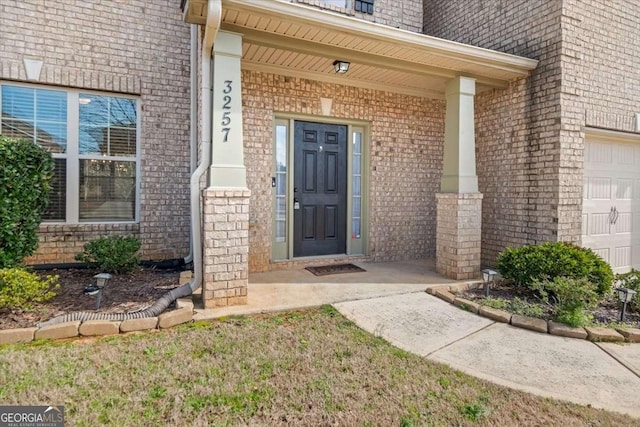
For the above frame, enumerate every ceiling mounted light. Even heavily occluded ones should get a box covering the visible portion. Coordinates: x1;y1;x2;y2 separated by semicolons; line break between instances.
333;60;350;74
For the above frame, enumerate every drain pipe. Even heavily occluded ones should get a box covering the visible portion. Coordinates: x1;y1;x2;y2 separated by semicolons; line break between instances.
183;24;199;266
183;21;204;266
37;1;222;328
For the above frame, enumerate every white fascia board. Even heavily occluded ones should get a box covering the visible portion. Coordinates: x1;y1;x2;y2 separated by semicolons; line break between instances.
221;0;539;77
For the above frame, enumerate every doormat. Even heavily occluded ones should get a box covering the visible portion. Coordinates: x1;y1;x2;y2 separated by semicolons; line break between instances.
305;263;366;276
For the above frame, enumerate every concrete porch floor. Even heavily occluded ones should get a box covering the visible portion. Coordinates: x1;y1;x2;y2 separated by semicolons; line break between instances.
194;259;473;320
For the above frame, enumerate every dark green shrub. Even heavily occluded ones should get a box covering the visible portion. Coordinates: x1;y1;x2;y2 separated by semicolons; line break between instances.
615;269;640;313
0;135;54;268
0;268;59;310
532;277;598;327
75;235;141;273
496;242;613;296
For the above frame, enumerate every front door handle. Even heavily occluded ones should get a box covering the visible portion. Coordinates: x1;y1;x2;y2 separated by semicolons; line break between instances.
294;198;300;210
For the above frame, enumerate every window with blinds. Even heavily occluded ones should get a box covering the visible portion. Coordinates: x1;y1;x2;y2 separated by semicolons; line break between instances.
78;95;137;221
0;83;139;223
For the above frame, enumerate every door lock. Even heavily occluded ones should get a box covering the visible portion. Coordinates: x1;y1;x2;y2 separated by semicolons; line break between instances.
294;198;300;210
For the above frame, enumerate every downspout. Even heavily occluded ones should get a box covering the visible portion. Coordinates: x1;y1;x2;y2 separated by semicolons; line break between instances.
183;23;199;266
38;0;223;327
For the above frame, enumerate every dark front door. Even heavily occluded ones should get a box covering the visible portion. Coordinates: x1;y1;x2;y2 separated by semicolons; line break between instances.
293;121;347;257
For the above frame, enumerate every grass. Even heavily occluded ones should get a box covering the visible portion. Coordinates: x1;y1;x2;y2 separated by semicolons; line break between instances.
0;306;637;426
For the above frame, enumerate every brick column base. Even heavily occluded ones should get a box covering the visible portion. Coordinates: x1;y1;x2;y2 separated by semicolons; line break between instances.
436;193;483;280
202;188;250;308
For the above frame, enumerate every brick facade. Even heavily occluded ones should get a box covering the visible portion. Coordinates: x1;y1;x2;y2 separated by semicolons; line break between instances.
295;0;423;33
9;0;636;277
1;0;191;264
425;0;640;266
424;0;573;265
570;0;640;134
242;70;445;272
436;193;483;279
202;189;250;307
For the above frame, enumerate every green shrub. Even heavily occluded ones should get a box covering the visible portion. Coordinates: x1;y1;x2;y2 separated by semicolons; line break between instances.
532;277;598;327
0;268;59;310
614;269;640;313
0;135;54;268
75;235;141;273
496;242;613;296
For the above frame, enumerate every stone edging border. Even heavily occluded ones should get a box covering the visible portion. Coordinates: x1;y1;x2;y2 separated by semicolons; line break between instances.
0;298;195;346
427;282;640;344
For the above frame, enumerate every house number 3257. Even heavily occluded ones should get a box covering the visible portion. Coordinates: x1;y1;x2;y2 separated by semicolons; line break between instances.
221;80;232;142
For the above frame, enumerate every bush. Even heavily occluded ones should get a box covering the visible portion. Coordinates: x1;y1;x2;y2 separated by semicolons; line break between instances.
75;235;141;273
615;269;640;313
0;268;59;310
496;242;613;296
532;277;598;327
0;135;54;268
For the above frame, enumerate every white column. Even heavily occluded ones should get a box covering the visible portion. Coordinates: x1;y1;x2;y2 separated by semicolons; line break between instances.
440;76;478;193
210;30;246;189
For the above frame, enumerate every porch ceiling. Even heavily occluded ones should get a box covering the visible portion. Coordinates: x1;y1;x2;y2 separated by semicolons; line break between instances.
194;0;538;99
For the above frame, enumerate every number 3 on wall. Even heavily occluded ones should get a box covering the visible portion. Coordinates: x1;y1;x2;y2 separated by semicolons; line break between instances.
222;80;232;142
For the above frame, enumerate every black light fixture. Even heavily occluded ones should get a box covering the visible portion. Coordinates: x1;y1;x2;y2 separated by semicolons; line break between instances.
481;269;497;297
83;273;112;309
333;60;350;74
615;287;636;321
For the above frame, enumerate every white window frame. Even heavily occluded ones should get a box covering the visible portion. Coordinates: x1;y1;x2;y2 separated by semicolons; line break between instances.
0;81;141;224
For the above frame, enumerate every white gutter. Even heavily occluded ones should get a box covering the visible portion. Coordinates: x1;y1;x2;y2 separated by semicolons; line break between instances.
183;24;199;265
188;0;222;292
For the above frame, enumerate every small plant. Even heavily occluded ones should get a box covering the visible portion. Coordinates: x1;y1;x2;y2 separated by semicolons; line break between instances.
532;277;598;327
482;297;545;318
614;269;640;313
0;268;59;310
0;135;54;268
75;235;141;273
497;242;613;296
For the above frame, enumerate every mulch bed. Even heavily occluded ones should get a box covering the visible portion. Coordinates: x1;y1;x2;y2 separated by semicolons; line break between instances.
457;281;640;328
0;267;181;330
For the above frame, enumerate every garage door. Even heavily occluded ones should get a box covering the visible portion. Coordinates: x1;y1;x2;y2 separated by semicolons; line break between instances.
583;133;640;273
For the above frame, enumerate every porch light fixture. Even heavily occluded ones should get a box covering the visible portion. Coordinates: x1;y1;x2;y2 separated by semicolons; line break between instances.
481;269;497;297
615;287;636;321
333;60;350;74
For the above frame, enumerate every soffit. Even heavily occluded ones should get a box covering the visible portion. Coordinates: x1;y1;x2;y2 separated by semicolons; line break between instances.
214;0;538;98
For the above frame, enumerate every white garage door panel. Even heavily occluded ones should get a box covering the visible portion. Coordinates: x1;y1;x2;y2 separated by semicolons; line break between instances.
583;135;640;274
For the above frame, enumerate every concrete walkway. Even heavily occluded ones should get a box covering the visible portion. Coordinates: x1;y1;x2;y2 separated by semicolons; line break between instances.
193;259;640;418
335;292;640;418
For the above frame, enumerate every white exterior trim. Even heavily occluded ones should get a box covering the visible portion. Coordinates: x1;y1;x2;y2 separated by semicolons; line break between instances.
221;0;538;78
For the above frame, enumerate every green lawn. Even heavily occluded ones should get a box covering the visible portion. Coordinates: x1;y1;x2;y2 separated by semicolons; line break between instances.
0;306;636;426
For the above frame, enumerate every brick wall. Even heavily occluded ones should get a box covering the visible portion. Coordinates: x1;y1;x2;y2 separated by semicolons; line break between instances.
569;0;640;132
242;70;444;272
202;189;249;307
424;0;569;265
1;0;192;264
295;0;423;33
